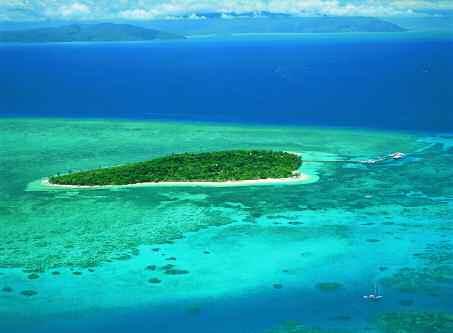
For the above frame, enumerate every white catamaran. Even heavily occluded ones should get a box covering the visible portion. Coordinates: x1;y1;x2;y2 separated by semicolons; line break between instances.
363;283;383;301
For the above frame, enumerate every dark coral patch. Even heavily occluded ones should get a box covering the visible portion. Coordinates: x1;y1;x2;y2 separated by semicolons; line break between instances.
377;312;453;332
21;290;38;297
186;305;201;316
116;254;132;261
161;264;175;270
366;239;381;243
316;282;343;292
288;221;303;225
165;269;189;275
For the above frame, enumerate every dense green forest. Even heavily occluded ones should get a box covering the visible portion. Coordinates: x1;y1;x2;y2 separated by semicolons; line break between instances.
49;150;302;186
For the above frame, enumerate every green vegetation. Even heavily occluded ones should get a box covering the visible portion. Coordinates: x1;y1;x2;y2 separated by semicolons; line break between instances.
49;150;302;186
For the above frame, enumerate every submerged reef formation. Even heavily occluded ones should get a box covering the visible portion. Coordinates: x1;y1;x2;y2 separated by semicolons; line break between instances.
267;312;453;333
316;282;343;292
0;201;240;271
48;150;302;186
381;242;453;294
266;321;351;333
1;120;452;278
376;312;453;333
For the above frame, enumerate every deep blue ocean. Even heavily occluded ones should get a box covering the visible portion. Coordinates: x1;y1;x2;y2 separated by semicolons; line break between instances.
1;34;452;131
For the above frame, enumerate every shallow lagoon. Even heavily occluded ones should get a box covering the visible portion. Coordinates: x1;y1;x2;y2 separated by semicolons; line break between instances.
1;118;452;332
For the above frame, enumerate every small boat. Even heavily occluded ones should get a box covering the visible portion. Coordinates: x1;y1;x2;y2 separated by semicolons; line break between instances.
389;152;406;160
363;283;383;301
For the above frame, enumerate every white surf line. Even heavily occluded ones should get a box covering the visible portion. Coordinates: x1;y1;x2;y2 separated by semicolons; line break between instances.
302;159;364;163
302;152;408;165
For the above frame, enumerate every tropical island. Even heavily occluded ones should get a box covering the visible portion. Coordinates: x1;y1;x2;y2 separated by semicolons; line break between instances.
0;23;184;43
47;150;303;187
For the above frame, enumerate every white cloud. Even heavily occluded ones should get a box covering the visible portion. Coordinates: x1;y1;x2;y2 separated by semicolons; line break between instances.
117;1;453;18
119;8;156;20
119;3;211;20
2;0;453;21
186;13;207;20
59;2;91;17
221;13;236;19
392;0;453;10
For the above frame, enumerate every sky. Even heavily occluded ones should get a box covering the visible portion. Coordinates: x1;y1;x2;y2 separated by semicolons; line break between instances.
0;0;453;21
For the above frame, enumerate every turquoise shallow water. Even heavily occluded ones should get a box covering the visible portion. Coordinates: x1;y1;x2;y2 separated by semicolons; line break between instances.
1;118;453;332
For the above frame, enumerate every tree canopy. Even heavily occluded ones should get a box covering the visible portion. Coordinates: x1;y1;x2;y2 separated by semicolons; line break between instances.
49;150;302;186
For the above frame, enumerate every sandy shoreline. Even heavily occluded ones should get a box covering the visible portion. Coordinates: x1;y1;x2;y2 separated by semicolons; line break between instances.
41;151;309;189
41;173;310;189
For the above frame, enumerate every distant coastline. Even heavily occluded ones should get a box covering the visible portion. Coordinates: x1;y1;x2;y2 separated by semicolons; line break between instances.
0;16;407;44
0;23;185;43
144;15;406;35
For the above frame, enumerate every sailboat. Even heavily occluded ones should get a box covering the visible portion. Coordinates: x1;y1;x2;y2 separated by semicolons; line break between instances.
363;283;383;301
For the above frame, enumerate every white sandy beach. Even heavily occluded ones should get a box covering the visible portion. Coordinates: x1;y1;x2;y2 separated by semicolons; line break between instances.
41;173;311;189
39;151;310;189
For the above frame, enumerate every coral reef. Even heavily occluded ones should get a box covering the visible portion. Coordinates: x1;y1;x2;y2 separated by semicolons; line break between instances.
376;312;453;333
266;321;351;333
20;290;37;297
165;269;189;275
381;243;453;294
316;282;343;292
1;286;13;293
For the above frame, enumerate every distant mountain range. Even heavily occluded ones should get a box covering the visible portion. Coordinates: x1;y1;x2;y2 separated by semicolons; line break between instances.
0;16;407;43
143;15;406;35
0;23;185;43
